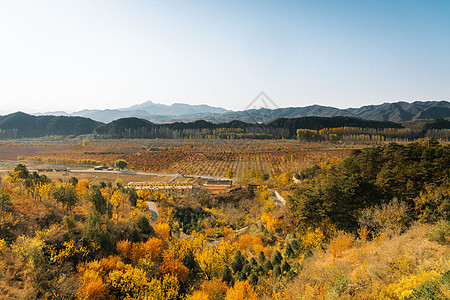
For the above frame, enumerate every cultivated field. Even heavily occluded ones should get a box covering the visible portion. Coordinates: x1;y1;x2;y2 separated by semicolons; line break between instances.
0;138;357;178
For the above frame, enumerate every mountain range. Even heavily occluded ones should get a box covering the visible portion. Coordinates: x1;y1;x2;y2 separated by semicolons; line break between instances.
1;100;449;139
38;100;450;124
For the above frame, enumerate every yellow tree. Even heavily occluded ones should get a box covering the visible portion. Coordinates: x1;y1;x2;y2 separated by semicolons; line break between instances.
76;178;90;198
108;265;149;299
28;181;51;202
261;212;281;232
110;190;126;224
100;187;112;201
197;247;227;280
188;290;210;300
147;274;180;300
155;221;171;240
225;280;258;300
214;241;235;264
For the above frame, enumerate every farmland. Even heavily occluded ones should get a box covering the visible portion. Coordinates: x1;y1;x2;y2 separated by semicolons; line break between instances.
0;138;355;178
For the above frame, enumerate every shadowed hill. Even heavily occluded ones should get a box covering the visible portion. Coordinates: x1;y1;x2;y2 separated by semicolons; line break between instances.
0;112;103;138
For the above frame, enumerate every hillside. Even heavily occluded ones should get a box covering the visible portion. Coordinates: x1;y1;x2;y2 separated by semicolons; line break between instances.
92;116;404;139
0;141;448;299
2;111;450;140
0;112;103;138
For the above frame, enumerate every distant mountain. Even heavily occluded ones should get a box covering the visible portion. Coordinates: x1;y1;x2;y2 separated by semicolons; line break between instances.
0;112;103;138
69;100;230;123
206;106;356;123
348;101;450;122
36;100;450;124
205;101;450;123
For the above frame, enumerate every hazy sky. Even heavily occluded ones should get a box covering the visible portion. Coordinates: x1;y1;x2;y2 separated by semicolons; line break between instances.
1;0;449;114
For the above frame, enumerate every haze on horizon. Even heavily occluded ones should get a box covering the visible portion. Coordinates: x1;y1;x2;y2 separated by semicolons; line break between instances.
1;0;449;115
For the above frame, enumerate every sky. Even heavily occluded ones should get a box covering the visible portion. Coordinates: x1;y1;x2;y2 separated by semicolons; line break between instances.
1;0;449;114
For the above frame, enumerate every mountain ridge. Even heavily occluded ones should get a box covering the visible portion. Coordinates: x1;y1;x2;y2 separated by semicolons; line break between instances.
34;100;450;123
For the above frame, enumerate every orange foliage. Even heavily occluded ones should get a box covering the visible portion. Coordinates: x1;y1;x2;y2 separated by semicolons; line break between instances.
130;238;163;263
329;230;354;259
235;234;252;252
250;236;264;255
188;290;210;300
99;255;126;275
100;187;111;200
201;277;228;300
159;249;189;281
77;269;106;300
116;240;131;260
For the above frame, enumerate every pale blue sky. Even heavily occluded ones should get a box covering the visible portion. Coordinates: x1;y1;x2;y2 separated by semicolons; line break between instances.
1;0;449;114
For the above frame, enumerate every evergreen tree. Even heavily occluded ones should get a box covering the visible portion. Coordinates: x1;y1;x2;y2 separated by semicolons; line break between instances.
242;263;252;276
273;265;282;277
258;251;266;264
231;250;245;273
285;243;295;258
281;261;291;273
248;273;258;286
271;250;282;265
262;260;273;272
221;265;233;284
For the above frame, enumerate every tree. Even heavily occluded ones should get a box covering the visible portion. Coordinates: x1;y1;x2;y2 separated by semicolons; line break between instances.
285;243;294;259
221;265;233;284
273;265;281;277
281;261;291;273
69;176;79;186
198;247;226;280
110;190;126;224
108;266;149;299
224;280;258;300
226;169;234;179
114;159;128;170
201;277;228;300
53;183;79;212
14;163;29;180
89;187;109;215
271;250;282;266
248;273;258;286
231;251;245;273
0;190;12;211
258;251;266;264
262;260;273;273
159;251;189;282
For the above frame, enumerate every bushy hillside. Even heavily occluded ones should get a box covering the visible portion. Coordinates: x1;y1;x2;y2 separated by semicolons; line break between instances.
0;141;448;299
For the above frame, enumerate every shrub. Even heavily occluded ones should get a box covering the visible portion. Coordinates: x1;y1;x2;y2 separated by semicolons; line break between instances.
329;230;354;259
414;185;450;223
358;198;410;236
426;220;450;245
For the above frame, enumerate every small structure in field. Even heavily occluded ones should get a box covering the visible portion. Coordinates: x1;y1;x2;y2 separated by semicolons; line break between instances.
203;180;232;194
127;182;200;197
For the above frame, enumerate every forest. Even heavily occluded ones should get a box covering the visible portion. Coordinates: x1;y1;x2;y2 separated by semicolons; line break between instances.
0;139;449;299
